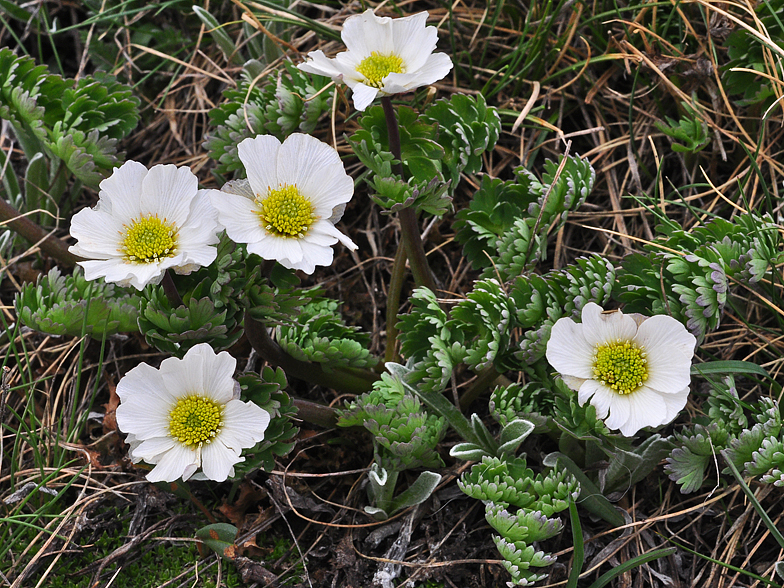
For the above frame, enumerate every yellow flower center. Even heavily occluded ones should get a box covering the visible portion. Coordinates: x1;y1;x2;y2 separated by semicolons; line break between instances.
169;395;223;447
356;52;404;88
120;215;177;263
592;341;648;395
256;184;315;237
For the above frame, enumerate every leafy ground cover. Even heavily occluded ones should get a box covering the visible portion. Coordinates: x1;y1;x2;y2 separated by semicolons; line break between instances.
2;0;784;587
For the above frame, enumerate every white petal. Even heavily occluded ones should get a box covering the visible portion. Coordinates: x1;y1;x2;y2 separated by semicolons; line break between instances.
311;220;357;250
201;440;242;482
577;379;613;419
69;208;125;259
611;386;669;436
171;190;220;271
635;315;695;393
122;263;167;290
97;160;147;220
298;50;356;82
334;53;366;85
299;237;338;261
643;355;692;395
636;314;696;359
602;393;636;433
560;375;587;391
77;258;131;285
180;190;220;244
172;262;201;276
132;435;177;462
140;164;198;225
146;442;199;483
391;12;436;71
210;190;264;245
581;303;638;347
299;226;340;247
116;362;167;400
307;172;354;217
238;135;281;197
383;51;453;93
124;433;144;463
220;400;271;449
342;9;394;56
78;258;164;290
279;255;316;274
220;179;254;199
195;345;237;403
546;316;594;378
173;246;217;274
180;459;200;482
351;83;380;111
658;386;690;423
276;134;352;212
247;234;305;264
291;239;334;271
328;203;347;224
115;396;172;440
158;344;235;403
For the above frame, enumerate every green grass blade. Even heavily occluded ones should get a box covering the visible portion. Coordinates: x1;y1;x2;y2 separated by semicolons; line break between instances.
192;6;244;65
691;360;771;378
722;450;784;550
0;0;33;22
566;499;584;588
545;452;625;527
587;547;676;588
246;1;340;41
664;535;783;587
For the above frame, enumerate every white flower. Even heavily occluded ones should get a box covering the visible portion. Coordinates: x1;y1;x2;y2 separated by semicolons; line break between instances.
115;343;270;482
208;133;357;274
69;161;220;290
545;302;697;437
298;9;453;111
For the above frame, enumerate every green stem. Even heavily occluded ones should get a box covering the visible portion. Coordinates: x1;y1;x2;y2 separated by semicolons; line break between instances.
380;97;437;293
374;468;399;515
384;241;407;364
408;383;484;448
176;482;217;524
243;311;379;395
0;197;80;266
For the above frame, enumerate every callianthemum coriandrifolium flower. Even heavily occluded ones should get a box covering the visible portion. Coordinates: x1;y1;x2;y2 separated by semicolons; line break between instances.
115;343;271;482
69;161;220;290
208;133;357;274
298;9;453;111
546;302;697;436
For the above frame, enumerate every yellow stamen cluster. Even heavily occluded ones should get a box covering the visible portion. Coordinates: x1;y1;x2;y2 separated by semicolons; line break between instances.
256;184;315;238
120;215;177;263
356;52;405;88
169;395;223;447
593;341;648;395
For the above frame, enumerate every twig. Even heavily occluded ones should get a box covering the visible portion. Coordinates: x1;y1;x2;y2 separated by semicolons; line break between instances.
0;198;80;267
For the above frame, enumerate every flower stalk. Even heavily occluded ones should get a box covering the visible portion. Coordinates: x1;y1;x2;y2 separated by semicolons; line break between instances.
384;242;407;364
161;270;184;308
381;97;437;294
